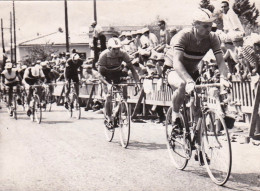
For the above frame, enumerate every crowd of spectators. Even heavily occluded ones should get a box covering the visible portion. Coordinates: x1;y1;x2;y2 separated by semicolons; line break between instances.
4;0;260;123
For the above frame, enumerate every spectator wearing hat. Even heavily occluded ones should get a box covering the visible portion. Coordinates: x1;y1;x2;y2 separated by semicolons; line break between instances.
82;60;100;82
221;0;244;34
122;31;137;55
223;35;238;74
140;27;158;50
229;32;249;78
241;34;260;76
119;31;126;43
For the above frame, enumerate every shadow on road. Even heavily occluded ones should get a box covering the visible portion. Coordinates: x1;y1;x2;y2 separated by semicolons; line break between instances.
225;172;260;191
42;121;73;124
129;141;167;150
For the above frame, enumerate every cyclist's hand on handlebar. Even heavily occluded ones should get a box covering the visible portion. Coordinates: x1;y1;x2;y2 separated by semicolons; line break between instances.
220;76;232;88
185;81;195;94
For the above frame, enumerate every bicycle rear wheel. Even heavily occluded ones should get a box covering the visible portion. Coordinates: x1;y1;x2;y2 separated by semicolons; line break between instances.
165;107;189;170
201;111;232;186
71;93;81;119
34;95;42;124
119;101;130;148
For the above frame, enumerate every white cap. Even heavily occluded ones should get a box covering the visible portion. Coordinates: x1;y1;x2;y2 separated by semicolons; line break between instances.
229;31;244;42
125;31;132;37
131;31;137;36
40;61;47;67
107;38;122;48
156;53;164;61
5;62;12;69
72;53;80;61
22;65;27;69
142;27;149;34
193;8;215;23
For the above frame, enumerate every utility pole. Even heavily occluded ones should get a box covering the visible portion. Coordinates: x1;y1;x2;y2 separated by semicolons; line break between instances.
1;18;6;71
13;0;17;64
10;12;13;63
1;19;5;54
93;0;97;22
64;0;69;52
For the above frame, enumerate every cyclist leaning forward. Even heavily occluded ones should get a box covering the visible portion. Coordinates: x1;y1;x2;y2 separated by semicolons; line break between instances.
64;53;83;109
163;8;230;153
23;60;45;116
98;37;140;126
1;61;22;116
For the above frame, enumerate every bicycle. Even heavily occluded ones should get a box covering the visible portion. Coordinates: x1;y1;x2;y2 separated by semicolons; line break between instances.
165;83;232;186
104;82;137;148
30;84;43;124
42;83;55;112
64;82;81;119
5;85;19;120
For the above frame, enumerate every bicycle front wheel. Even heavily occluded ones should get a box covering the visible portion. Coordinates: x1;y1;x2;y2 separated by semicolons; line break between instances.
71;93;81;119
119;101;130;148
201;111;232;186
13;95;17;120
34;95;42;124
165;107;189;170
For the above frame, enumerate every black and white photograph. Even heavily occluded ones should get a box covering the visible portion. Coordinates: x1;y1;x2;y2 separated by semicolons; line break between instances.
0;0;259;190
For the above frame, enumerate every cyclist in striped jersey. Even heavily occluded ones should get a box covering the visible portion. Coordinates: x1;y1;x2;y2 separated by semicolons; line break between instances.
163;8;230;128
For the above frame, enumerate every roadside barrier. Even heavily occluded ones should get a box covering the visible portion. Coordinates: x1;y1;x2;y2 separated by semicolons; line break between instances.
53;76;260;140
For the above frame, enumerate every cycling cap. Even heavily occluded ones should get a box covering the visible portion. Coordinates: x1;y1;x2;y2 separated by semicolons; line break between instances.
108;38;122;48
72;53;80;61
40;61;47;67
193;8;215;23
5;62;12;69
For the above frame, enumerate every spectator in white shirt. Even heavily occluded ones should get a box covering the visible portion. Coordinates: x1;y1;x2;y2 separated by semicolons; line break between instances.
140;27;158;50
91;21;107;70
221;0;244;34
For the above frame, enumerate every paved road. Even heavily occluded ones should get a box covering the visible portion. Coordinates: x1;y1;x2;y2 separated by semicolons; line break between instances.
0;104;259;191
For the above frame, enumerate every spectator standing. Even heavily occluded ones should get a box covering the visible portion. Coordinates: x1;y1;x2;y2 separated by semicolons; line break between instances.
155;20;170;53
221;0;244;34
91;21;107;70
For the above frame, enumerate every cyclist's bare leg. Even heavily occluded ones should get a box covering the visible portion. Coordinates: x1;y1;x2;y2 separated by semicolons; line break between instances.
7;86;13;107
167;71;186;121
105;94;113;122
74;82;79;96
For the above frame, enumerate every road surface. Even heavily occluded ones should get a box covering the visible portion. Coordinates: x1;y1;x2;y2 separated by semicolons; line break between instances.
0;104;259;191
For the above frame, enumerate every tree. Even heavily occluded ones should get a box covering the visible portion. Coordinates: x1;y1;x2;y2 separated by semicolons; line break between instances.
200;0;215;13
233;0;259;33
21;43;58;66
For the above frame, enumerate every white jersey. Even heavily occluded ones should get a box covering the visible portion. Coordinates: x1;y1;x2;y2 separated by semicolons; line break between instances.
1;69;19;84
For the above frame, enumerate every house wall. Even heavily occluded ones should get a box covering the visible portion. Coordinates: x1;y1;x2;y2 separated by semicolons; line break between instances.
18;44;91;61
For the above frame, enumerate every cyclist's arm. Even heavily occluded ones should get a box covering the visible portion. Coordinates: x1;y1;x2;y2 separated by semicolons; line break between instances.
16;70;22;84
126;61;140;85
173;49;194;83
215;53;229;77
98;74;109;86
1;74;5;84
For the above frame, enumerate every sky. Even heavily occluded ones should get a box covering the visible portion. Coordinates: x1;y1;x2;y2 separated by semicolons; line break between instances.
0;0;259;46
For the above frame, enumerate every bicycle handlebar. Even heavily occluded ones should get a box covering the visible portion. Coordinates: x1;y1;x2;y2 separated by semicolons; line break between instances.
195;83;221;89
